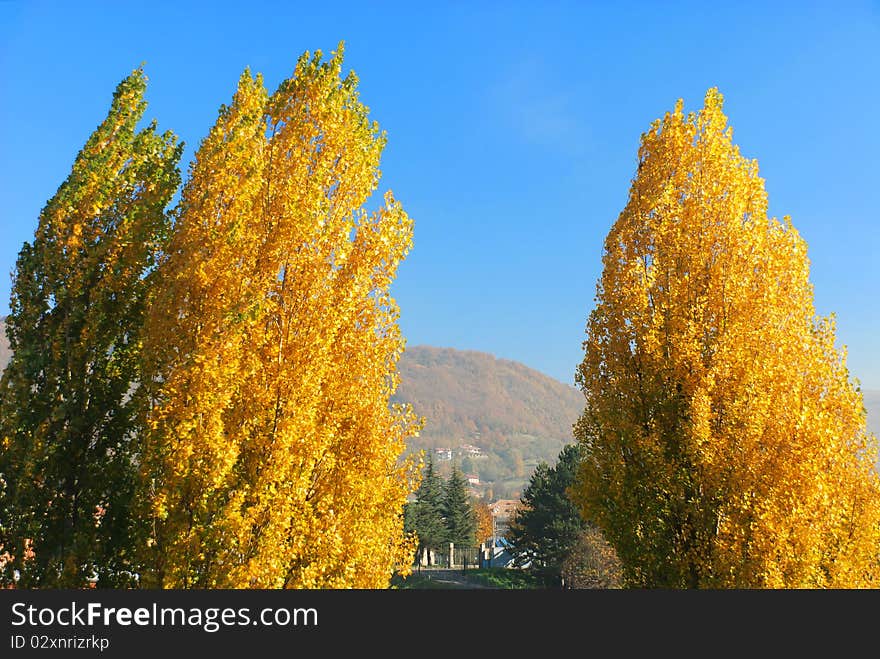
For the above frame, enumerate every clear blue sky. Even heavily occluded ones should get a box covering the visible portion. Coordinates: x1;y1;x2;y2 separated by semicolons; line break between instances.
1;1;878;388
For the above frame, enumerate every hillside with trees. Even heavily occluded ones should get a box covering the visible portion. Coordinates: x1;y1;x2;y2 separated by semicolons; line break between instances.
393;345;585;499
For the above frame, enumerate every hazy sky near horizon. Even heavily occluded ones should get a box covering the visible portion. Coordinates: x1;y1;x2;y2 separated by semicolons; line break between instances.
1;1;878;388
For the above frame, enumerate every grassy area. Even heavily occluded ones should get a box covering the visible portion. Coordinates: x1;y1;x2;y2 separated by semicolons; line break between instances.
391;567;555;589
389;572;462;589
462;567;555;589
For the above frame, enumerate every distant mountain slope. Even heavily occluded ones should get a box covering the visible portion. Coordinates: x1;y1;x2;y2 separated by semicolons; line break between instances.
393;345;585;497
394;345;582;448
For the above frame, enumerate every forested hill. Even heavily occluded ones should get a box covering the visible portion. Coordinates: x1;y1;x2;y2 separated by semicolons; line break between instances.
394;345;582;449
393;345;585;497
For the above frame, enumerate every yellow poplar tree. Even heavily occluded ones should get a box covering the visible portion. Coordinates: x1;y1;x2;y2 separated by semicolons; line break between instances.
572;88;880;588
138;44;420;588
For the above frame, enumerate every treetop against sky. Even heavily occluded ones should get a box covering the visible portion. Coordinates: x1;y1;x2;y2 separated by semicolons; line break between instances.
1;1;877;388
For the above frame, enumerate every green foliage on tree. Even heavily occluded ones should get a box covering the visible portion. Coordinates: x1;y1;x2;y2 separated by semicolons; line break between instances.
0;69;181;587
443;466;478;547
405;459;479;552
405;457;448;554
507;444;588;576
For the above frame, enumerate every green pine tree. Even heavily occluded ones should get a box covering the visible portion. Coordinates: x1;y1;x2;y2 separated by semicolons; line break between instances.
508;444;589;576
405;457;447;557
442;466;477;547
0;68;181;587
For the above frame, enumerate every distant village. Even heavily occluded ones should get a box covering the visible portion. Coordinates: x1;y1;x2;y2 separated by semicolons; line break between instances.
432;443;486;487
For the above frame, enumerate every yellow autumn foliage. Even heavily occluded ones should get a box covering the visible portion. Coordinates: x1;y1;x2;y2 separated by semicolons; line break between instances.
137;44;420;588
572;88;880;588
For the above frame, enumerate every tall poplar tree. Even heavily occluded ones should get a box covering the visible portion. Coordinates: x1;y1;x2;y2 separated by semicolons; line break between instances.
0;69;181;587
138;45;420;588
572;88;880;588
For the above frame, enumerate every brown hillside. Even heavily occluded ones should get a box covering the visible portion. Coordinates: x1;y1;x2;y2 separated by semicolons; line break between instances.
392;345;585;498
394;345;582;448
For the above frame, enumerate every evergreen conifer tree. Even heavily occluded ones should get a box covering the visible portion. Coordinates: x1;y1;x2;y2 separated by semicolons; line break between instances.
442;466;477;547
